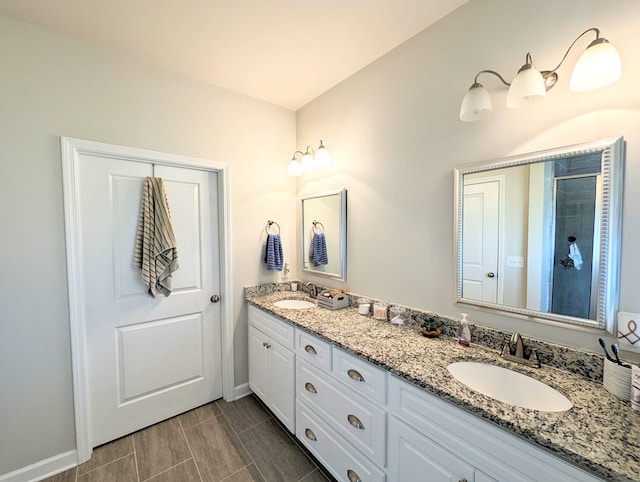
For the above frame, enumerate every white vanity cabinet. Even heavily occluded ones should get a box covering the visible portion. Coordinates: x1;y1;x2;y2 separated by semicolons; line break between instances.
388;376;601;482
248;306;295;432
247;304;604;482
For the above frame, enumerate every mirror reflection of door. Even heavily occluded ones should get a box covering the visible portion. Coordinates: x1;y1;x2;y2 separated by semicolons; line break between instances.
462;178;501;303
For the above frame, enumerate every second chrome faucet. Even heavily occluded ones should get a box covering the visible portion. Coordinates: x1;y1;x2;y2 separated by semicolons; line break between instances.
501;332;541;368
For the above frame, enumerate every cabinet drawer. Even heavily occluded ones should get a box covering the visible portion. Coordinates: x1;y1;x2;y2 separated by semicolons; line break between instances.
333;348;387;405
297;360;386;467
296;329;332;371
248;305;294;348
296;400;386;482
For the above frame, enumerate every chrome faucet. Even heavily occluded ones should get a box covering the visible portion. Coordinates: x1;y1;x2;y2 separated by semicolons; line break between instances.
305;282;318;298
500;332;540;368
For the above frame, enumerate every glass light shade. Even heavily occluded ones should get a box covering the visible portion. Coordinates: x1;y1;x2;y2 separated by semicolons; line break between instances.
506;64;546;108
460;83;492;122
301;152;316;172
569;39;621;92
315;143;331;167
287;158;302;176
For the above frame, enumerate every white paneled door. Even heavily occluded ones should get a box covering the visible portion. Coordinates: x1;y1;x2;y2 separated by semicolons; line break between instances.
77;156;222;447
462;180;500;303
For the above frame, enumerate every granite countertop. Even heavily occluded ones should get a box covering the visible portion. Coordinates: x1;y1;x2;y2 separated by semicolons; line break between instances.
246;290;640;482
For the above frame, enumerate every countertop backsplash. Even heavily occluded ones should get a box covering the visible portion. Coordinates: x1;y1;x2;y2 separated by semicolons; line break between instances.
244;282;604;382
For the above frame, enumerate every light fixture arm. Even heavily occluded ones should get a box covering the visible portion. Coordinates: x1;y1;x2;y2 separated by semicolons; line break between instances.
473;69;511;87
291;150;306;160
546;28;601;75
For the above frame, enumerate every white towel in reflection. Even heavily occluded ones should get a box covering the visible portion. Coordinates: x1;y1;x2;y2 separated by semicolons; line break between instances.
568;242;583;270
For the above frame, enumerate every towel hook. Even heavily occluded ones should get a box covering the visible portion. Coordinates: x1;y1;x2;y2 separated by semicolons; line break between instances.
312;220;325;234
568;236;577;242
265;220;280;235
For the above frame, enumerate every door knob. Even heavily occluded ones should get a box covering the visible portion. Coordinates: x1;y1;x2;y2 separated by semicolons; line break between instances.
210;295;220;303
487;272;495;278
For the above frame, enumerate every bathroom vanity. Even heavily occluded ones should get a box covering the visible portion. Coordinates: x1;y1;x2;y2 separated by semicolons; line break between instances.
246;289;639;482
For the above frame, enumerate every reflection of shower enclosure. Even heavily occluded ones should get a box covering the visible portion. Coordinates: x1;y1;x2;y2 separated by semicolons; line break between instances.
549;154;601;320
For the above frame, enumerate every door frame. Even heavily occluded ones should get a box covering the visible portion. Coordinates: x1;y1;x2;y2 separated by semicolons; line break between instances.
60;137;235;463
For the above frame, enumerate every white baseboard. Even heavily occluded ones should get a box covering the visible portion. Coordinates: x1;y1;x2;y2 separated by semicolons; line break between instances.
0;450;77;482
234;382;252;400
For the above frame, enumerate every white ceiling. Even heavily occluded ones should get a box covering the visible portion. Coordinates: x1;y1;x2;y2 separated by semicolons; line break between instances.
0;0;468;110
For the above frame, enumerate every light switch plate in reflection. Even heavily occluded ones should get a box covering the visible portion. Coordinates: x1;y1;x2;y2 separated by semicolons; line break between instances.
617;312;640;353
506;256;524;268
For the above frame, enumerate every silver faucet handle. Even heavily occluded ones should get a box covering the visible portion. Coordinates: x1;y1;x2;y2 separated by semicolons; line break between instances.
509;332;524;358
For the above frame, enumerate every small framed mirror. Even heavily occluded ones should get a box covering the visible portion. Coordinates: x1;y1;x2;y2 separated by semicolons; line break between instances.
301;188;347;281
454;137;624;333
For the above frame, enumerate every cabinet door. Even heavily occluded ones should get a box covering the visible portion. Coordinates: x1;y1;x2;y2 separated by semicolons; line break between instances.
248;325;269;404
388;417;474;482
269;340;295;432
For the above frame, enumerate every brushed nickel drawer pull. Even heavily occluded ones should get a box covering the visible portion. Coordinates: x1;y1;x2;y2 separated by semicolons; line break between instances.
304;428;317;441
304;344;317;355
304;382;317;394
347;368;365;382
347;414;365;430
347;469;362;482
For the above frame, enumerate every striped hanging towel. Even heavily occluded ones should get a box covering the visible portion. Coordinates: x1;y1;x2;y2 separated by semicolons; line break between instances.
133;177;180;297
264;233;283;271
309;232;328;267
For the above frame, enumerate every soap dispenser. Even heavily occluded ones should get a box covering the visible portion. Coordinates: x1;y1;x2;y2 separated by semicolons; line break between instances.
459;313;471;347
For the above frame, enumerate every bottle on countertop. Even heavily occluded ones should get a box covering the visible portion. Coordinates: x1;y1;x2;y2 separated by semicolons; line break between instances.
459;313;471;347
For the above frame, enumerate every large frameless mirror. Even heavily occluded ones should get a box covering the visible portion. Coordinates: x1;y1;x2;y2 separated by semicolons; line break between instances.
454;137;624;333
301;188;347;281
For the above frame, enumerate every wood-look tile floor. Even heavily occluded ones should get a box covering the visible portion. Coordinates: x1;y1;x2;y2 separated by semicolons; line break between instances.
43;395;334;482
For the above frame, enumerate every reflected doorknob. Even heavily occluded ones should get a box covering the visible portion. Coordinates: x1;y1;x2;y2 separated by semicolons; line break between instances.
487;272;495;278
210;295;220;303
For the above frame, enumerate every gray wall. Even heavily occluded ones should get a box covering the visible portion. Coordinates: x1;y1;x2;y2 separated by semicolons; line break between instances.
0;15;296;476
296;0;640;357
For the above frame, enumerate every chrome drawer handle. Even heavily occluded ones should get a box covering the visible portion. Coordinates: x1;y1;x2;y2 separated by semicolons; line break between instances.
304;344;317;355
347;414;365;430
347;469;362;482
304;382;317;394
347;368;365;382
305;428;317;441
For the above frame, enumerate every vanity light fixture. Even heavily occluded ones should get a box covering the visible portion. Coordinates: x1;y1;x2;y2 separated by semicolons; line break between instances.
287;140;331;176
459;28;622;122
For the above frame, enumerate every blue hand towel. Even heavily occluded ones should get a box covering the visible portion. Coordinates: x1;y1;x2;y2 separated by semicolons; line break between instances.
264;233;283;271
309;233;328;267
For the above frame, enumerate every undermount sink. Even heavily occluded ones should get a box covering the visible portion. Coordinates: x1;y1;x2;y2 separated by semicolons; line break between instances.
273;299;315;310
447;361;572;412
